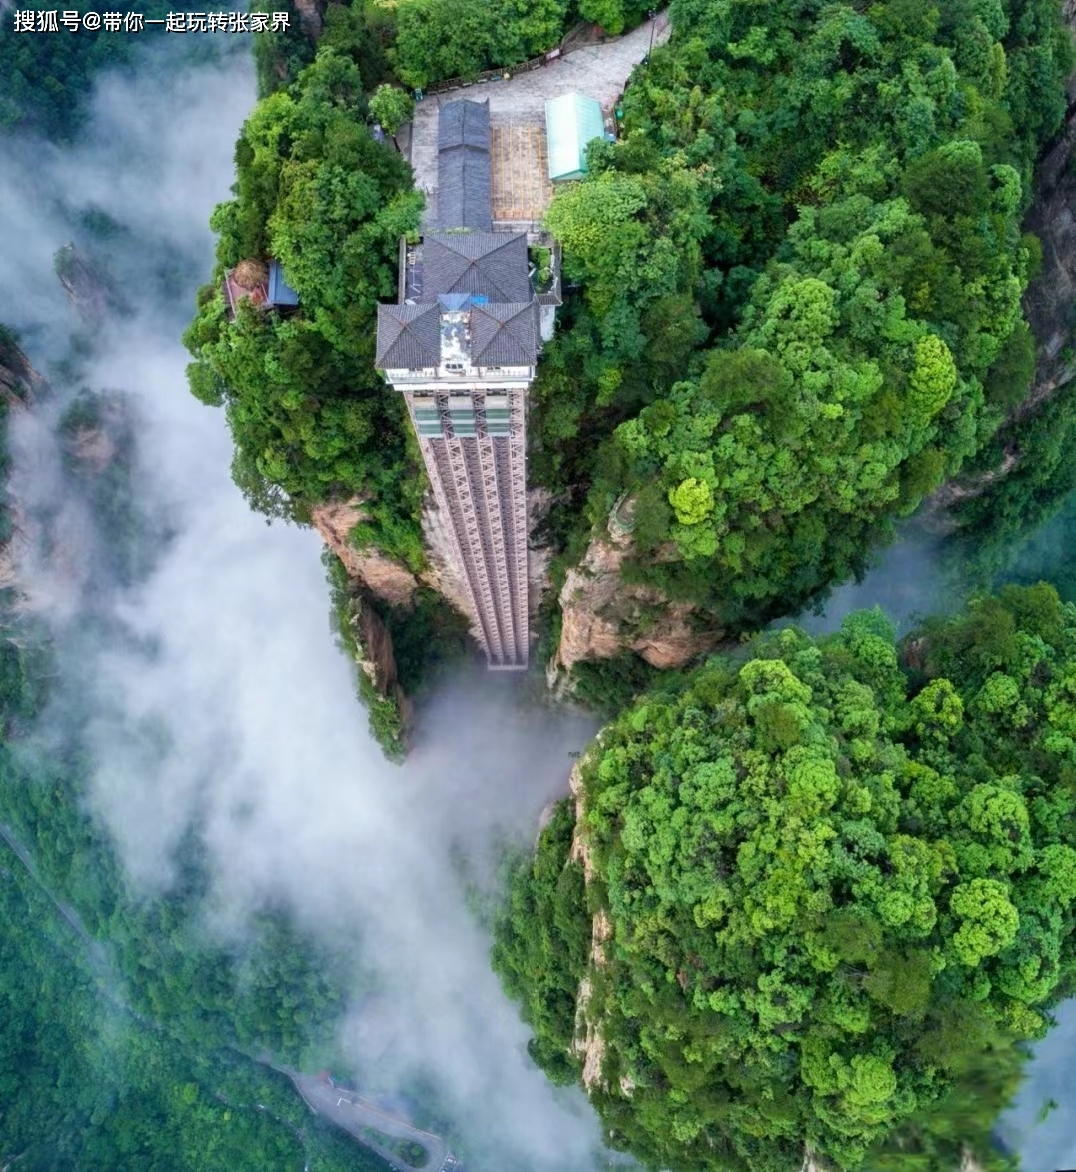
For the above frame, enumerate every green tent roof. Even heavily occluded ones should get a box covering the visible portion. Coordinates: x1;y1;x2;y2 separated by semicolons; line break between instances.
544;93;604;182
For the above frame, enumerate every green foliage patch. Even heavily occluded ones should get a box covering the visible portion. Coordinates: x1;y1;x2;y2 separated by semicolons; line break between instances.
495;584;1076;1170
536;0;1072;634
0;1;172;140
0;371;387;1170
183;42;426;562
390;0;571;89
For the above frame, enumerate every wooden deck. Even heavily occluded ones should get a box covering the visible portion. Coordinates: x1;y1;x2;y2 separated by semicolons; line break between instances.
490;124;553;225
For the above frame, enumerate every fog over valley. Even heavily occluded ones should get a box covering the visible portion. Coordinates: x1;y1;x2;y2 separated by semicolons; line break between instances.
4;10;1076;1172
0;42;607;1171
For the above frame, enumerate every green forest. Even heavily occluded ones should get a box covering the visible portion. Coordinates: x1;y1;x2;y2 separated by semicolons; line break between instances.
180;1;1076;1160
534;0;1071;633
0;336;390;1170
6;0;1076;1166
0;1;238;140
495;584;1076;1170
184;0;1076;686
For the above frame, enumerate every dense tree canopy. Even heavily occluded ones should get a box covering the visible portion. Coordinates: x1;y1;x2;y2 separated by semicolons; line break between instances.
0;1;174;140
0;375;387;1170
183;45;426;565
0;859;388;1172
535;0;1072;632
495;584;1076;1170
390;0;571;89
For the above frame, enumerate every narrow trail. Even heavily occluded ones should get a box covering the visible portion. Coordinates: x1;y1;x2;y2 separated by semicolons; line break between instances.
0;821;106;963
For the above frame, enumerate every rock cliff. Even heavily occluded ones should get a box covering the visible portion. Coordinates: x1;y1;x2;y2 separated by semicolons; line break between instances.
349;589;414;738
0;337;35;594
53;243;123;324
292;0;325;39
550;502;725;684
1022;1;1076;408
311;498;419;609
313;491;478;756
0;334;39;408
310;491;487;631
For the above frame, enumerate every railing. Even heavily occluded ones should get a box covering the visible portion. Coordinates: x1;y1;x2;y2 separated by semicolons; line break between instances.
421;49;556;97
415;10;667;100
417;18;615;98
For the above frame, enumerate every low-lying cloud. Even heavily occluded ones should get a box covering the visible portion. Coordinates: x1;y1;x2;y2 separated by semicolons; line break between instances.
1;41;604;1170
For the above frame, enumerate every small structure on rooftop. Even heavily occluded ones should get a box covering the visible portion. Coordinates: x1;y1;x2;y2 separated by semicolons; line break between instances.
544;93;605;182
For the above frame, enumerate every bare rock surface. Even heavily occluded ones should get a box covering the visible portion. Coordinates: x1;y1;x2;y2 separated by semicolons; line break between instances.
553;517;724;677
310;498;419;609
351;593;413;733
291;0;324;38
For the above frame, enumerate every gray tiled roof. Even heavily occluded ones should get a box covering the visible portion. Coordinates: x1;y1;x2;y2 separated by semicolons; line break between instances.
437;146;492;231
421;233;532;304
437;99;492;231
438;99;490;151
376;303;441;368
471;302;539;366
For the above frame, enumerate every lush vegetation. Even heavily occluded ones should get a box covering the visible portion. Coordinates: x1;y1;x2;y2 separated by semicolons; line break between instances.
0;363;388;1170
391;0;569;89
534;0;1072;633
183;41;426;561
495;584;1076;1170
947;368;1076;592
0;1;177;140
0;858;390;1172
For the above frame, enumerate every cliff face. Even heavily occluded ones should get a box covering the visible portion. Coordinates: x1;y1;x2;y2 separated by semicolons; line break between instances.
1022;3;1076;409
0;339;36;593
927;6;1076;519
313;491;479;755
0;337;39;408
291;0;325;38
349;589;414;737
311;498;419;609
551;507;725;683
53;243;124;324
312;492;476;635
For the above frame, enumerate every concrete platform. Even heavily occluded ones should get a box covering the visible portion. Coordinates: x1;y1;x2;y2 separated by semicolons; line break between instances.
407;13;670;230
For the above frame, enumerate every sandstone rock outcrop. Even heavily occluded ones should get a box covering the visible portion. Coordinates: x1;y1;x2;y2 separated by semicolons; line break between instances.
53;243;120;324
349;591;413;735
310;497;419;609
0;336;39;407
1022;4;1076;409
551;506;724;682
292;0;325;38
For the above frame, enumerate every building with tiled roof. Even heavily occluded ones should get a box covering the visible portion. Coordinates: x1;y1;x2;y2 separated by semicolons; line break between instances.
374;303;442;369
420;232;532;304
374;97;556;670
436;99;492;231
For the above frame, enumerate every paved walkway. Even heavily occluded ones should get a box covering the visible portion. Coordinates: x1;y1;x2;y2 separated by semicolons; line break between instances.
408;13;671;225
